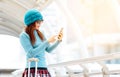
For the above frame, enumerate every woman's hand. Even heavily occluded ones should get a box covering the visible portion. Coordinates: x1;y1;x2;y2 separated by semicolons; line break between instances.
48;35;57;43
48;28;63;43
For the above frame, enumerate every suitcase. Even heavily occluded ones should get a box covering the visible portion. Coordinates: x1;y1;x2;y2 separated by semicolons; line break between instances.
28;58;39;77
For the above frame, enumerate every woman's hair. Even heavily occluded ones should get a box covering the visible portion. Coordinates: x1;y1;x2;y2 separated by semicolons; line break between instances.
25;21;44;45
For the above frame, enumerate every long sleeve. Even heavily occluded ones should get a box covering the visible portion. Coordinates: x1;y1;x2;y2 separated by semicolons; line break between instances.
45;40;60;53
20;32;49;57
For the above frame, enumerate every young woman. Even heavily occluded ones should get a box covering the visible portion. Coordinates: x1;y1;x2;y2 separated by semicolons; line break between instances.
20;9;63;77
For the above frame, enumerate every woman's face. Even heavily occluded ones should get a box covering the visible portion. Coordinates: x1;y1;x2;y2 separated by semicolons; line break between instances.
35;21;43;30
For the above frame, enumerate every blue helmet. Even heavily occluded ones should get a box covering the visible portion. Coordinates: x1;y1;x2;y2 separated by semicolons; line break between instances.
24;9;43;26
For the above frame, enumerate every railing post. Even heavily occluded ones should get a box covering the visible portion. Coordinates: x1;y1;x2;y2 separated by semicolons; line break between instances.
80;64;89;77
102;67;109;77
65;67;74;77
54;67;68;77
54;68;61;77
97;62;110;77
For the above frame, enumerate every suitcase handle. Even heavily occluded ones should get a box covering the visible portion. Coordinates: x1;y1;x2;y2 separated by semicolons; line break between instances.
28;58;39;77
28;58;39;62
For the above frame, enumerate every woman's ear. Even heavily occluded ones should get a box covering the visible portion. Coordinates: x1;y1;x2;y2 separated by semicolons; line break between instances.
34;21;37;26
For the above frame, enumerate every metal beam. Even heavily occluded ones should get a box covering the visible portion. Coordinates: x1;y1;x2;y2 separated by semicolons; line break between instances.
11;0;30;10
48;52;120;67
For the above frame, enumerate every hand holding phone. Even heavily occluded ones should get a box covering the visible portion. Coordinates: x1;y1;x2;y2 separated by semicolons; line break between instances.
58;28;63;41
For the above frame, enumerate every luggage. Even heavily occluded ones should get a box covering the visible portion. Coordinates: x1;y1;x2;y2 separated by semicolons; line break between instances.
28;58;39;77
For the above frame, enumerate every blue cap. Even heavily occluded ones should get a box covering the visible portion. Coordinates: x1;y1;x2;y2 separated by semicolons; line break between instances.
24;9;43;26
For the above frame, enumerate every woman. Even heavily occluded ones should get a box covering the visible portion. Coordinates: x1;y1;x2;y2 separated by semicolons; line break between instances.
20;9;63;77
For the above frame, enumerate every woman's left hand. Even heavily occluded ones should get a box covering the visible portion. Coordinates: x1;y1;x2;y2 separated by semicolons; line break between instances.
48;35;57;43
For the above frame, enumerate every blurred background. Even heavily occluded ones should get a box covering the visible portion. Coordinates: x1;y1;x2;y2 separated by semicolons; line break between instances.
0;0;120;77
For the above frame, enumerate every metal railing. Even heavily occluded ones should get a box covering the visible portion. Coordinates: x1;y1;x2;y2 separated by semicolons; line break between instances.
48;52;120;77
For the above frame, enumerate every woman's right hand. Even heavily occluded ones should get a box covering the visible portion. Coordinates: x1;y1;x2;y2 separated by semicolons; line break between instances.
48;35;57;43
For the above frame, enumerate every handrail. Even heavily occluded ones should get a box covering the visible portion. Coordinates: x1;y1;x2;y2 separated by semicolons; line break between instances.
48;52;120;77
48;52;120;68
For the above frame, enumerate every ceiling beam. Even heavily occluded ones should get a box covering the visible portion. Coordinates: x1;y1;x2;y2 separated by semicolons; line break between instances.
11;0;30;10
0;24;19;37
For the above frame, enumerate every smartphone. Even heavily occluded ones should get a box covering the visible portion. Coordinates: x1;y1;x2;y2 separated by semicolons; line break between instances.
58;28;63;39
59;28;63;34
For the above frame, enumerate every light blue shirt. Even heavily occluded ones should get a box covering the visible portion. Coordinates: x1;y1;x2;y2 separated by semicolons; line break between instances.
20;30;60;68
